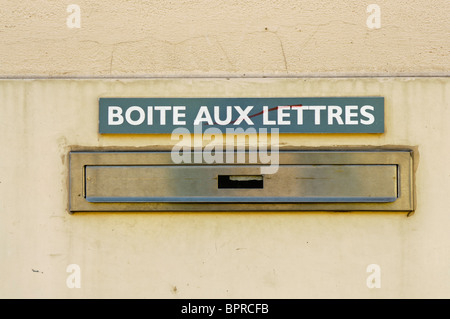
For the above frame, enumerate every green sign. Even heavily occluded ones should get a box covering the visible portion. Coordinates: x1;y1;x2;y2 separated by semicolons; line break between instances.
99;97;384;134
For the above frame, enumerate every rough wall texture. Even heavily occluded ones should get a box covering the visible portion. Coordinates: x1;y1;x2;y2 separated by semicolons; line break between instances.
0;0;449;77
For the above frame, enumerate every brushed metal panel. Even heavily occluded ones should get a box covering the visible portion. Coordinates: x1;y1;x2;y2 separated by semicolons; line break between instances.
69;150;414;212
85;165;397;203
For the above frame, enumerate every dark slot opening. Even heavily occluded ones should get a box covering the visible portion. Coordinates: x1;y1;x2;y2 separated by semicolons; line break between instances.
218;175;264;189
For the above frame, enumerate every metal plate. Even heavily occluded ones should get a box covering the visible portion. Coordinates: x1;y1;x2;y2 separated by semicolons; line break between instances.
69;150;414;212
85;165;397;203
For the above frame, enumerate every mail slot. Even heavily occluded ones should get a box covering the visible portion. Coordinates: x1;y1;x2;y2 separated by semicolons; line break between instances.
69;150;414;212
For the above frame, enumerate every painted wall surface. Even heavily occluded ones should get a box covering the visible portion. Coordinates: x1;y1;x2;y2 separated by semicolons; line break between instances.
0;1;448;77
1;78;449;298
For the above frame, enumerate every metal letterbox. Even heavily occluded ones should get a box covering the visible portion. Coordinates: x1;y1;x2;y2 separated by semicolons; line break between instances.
69;149;414;212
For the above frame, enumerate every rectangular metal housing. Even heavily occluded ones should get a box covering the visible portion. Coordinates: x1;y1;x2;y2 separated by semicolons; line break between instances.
69;150;414;212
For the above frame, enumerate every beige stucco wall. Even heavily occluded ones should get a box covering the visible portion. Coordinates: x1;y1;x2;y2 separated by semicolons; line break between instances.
1;78;449;298
0;1;449;299
0;0;449;77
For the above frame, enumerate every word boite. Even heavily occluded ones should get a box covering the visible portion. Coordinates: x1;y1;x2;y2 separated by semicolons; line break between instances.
99;97;384;134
